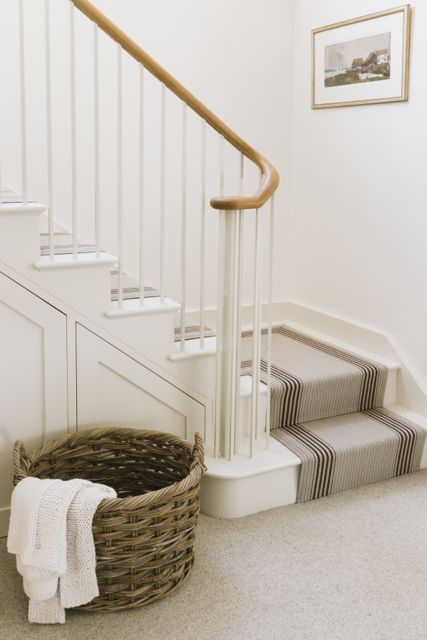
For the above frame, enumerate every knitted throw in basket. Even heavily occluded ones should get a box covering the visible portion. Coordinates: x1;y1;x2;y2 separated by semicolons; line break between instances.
13;427;206;612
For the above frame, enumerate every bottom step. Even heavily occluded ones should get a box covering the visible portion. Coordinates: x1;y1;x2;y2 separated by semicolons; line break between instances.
201;437;300;519
272;407;427;503
201;407;427;519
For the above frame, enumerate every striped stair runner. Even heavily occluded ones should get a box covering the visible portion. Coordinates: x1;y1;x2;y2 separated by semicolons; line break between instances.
174;325;216;342
272;409;425;502
241;325;388;428
240;326;426;503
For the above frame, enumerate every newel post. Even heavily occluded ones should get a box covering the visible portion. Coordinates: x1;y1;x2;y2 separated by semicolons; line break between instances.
214;210;243;460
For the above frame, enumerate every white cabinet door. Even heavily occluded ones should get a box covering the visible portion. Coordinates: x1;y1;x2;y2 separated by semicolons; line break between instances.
76;325;206;442
0;272;68;536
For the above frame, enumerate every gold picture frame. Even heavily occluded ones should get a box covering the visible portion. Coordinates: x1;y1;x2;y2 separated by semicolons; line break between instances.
312;5;411;109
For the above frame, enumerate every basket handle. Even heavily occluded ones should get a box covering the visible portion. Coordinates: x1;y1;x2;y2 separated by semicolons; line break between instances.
13;440;32;484
192;432;207;472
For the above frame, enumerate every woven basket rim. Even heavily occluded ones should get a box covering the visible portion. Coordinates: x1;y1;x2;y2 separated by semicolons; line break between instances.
14;426;206;511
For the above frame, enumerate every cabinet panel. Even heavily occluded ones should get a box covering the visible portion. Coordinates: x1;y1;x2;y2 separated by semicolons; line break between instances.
0;272;68;536
76;325;206;441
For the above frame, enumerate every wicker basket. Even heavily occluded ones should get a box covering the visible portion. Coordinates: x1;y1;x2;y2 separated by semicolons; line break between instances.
13;427;206;612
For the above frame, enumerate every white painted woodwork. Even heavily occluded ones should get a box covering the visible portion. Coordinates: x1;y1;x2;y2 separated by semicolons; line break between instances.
76;325;206;441
0;204;45;267
201;438;300;519
0;272;68;536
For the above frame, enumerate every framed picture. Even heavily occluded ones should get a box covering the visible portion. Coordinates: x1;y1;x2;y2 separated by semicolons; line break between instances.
312;5;411;109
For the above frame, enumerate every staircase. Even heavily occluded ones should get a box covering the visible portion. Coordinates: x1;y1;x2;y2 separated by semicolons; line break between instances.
0;0;426;532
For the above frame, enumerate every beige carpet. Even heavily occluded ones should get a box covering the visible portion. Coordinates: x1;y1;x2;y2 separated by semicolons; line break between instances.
1;471;427;640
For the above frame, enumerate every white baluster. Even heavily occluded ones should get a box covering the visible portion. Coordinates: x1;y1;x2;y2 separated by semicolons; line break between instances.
116;45;123;307
180;103;188;352
139;64;145;306
0;121;3;204
159;83;166;303
199;120;206;350
93;24;100;257
70;1;77;256
250;207;262;458
214;135;226;456
240;153;244;194
214;211;225;458
229;211;242;460
18;0;27;203
266;194;275;446
219;134;225;196
233;153;245;455
45;0;54;258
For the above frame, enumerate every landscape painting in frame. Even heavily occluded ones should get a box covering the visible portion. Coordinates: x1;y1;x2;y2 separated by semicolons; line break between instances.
312;6;411;108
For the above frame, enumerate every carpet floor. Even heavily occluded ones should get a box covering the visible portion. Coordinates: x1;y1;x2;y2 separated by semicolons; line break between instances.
1;470;427;640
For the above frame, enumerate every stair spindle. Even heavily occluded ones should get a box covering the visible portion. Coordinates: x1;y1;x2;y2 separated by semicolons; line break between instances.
94;23;100;257
159;83;166;304
199;120;207;350
139;64;145;306
214;211;225;458
180;102;188;352
18;0;28;204
233;153;245;455
70;1;77;257
45;0;54;258
0;132;2;205
116;44;124;307
229;211;242;460
219;134;225;197
250;207;262;458
266;194;275;445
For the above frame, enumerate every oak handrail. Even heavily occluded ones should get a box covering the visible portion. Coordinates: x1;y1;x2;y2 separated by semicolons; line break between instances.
71;0;279;210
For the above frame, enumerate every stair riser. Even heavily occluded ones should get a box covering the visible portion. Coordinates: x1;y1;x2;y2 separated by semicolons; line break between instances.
0;212;41;268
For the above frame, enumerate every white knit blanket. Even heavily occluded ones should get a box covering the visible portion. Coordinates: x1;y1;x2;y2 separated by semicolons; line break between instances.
7;477;116;624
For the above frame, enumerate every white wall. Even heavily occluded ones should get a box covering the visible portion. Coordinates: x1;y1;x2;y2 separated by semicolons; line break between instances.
92;0;295;308
286;0;427;379
1;0;294;309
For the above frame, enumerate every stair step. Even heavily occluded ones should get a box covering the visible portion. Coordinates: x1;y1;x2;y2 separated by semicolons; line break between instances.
111;286;160;302
0;202;45;215
272;407;427;503
240;325;390;429
174;324;216;342
35;252;117;270
105;296;180;318
170;323;397;410
40;243;97;256
38;234;163;302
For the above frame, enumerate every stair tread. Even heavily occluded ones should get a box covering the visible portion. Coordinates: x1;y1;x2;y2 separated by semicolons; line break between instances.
272;407;426;503
240;324;388;429
40;243;97;256
174;324;216;341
